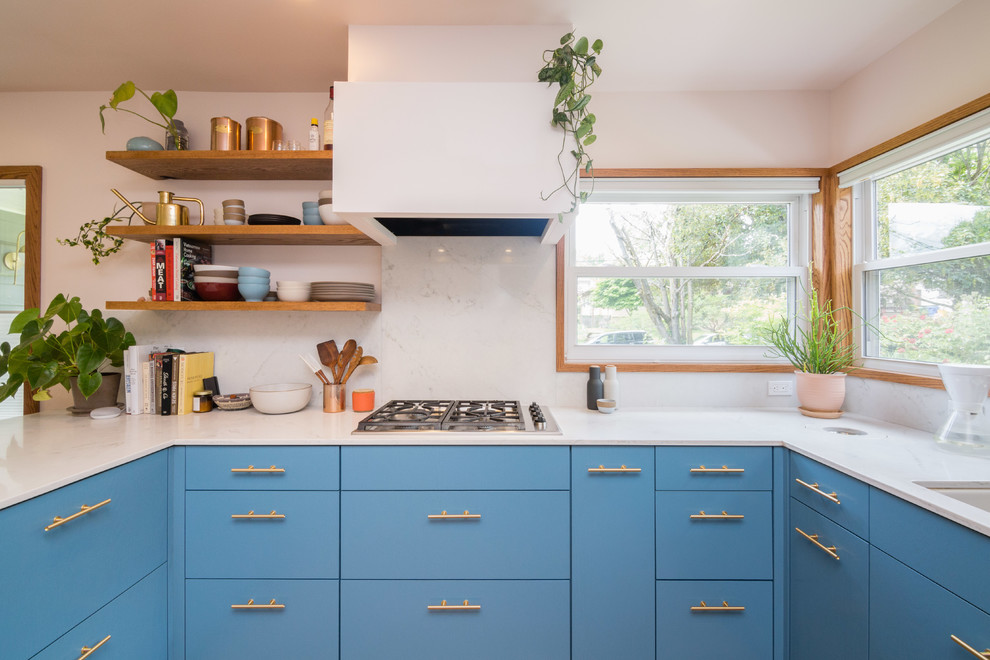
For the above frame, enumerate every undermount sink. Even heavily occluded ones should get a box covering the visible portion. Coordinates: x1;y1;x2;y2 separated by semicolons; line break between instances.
915;482;990;513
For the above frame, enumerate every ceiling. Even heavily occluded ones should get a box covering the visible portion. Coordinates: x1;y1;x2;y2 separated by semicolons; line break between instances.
0;0;962;93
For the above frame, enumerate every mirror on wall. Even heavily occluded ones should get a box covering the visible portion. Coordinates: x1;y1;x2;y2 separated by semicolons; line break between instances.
0;166;41;417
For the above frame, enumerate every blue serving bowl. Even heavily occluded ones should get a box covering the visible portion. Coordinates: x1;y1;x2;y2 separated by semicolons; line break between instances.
237;275;271;285
302;201;319;209
238;266;270;278
237;281;271;302
302;214;322;226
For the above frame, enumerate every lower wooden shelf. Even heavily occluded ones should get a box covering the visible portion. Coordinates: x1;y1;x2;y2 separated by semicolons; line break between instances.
105;301;381;312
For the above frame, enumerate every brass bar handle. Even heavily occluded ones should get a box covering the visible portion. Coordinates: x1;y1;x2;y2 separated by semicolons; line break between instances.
230;465;286;473
951;634;990;658
588;464;642;473
690;600;746;612
795;478;841;504
78;634;111;659
231;598;285;610
230;510;286;520
427;599;481;611
795;527;840;560
45;498;112;532
689;465;745;473
427;510;481;520
690;510;745;520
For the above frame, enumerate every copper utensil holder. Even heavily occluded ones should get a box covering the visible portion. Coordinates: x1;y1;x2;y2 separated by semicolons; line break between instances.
323;383;345;413
211;117;241;150
246;116;283;150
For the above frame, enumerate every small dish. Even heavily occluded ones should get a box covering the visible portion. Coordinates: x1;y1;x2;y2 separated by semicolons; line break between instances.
212;393;253;410
596;398;617;414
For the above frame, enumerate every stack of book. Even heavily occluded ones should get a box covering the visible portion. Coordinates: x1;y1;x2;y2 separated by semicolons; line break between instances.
150;238;213;301
123;346;215;415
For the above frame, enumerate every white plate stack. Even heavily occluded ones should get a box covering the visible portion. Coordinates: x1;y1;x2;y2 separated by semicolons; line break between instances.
310;281;376;302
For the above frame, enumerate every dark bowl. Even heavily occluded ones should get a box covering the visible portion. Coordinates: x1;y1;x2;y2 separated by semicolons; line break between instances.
195;281;239;301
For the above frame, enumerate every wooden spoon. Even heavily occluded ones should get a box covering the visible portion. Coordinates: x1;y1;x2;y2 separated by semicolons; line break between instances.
342;355;378;384
316;340;339;382
340;347;363;384
337;339;357;383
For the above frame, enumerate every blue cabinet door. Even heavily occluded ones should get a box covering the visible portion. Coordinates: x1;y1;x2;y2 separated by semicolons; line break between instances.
572;446;655;660
186;446;339;490
656;447;772;491
789;499;868;660
870;547;990;660
32;564;167;660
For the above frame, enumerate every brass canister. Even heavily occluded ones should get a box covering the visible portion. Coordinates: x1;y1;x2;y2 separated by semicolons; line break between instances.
245;117;283;150
210;117;241;150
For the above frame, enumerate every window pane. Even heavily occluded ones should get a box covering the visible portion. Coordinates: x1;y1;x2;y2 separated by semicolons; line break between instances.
577;277;793;346
875;138;990;259
873;256;990;364
575;202;789;267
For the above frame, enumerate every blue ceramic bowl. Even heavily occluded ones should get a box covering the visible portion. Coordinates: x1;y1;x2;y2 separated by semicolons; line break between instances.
238;266;270;278
302;214;322;226
126;136;164;151
237;281;271;302
302;201;319;209
237;275;271;285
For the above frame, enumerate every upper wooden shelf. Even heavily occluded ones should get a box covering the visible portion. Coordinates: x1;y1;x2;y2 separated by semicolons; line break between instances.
106;150;333;180
106;225;379;247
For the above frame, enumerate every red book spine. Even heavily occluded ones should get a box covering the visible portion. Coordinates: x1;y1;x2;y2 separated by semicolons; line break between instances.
164;241;174;302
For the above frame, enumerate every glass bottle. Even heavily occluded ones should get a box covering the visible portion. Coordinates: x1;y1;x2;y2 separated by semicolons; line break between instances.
308;118;320;151
323;86;334;151
587;366;603;410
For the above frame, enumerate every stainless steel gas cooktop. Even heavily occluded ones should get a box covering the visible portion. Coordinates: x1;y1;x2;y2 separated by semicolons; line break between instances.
354;400;560;433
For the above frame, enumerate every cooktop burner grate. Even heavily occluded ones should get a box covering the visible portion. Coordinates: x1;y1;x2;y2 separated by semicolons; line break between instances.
354;400;559;433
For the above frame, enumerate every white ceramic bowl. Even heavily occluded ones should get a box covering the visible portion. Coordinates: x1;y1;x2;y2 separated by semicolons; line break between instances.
319;204;346;225
249;383;312;414
277;280;310;287
277;289;311;302
193;275;239;283
596;398;617;414
194;264;239;272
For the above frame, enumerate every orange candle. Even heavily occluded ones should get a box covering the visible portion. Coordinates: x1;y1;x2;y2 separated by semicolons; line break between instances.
352;388;375;412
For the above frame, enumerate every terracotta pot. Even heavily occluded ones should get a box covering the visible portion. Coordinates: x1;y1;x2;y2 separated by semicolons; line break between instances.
69;372;121;411
794;371;846;414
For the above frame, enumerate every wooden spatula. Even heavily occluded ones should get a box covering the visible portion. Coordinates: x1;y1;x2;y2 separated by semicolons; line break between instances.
341;347;364;384
317;340;339;382
337;339;357;383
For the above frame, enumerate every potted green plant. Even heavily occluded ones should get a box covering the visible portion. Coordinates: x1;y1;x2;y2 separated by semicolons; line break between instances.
763;284;857;417
99;81;184;150
538;32;603;215
57;203;137;264
0;294;136;410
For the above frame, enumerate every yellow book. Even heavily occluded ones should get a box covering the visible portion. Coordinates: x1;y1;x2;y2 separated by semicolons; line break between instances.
177;352;214;415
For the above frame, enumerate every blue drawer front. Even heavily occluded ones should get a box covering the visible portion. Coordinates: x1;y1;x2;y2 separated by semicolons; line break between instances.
870;547;990;660
186;491;339;578
186;579;338;660
186;446;339;490
656;446;772;491
657;580;773;660
657;490;772;579
871;487;990;614
340;579;569;660
789;453;869;539
572;447;655;660
341;446;569;490
0;451;167;660
341;490;569;578
32;564;167;660
790;499;869;660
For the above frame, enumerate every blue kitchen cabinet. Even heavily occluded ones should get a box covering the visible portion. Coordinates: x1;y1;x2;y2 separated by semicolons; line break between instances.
32;564;167;660
0;451;168;660
185;445;339;490
789;452;869;539
656;446;772;491
571;447;655;660
788;499;868;660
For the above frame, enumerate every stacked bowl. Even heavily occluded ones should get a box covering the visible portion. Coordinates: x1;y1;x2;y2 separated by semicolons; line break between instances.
193;264;239;301
277;280;312;302
317;187;345;225
222;199;246;225
302;201;321;226
238;266;271;302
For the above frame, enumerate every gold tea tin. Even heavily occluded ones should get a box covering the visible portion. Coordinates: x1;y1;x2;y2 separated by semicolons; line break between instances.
210;117;241;150
245;117;283;150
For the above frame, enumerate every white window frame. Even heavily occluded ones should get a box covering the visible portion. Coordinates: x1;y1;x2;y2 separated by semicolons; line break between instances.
564;178;816;364
843;110;990;376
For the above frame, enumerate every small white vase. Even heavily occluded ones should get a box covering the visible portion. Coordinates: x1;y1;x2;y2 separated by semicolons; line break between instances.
794;371;846;415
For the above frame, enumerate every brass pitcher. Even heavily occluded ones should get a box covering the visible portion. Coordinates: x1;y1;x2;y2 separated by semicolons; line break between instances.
112;189;205;226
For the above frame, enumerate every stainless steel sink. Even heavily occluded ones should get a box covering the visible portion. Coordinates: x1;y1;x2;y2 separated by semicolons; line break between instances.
915;482;990;513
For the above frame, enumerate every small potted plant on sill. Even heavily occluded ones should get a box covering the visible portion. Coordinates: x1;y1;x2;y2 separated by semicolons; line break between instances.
763;284;857;417
0;294;136;412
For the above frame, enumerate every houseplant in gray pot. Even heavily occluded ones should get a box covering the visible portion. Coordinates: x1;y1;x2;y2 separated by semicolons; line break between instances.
0;294;135;411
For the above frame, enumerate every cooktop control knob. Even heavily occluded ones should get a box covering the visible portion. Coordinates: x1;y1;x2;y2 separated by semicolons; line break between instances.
530;402;547;430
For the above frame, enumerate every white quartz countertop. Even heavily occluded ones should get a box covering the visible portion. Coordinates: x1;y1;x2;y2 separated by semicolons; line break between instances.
2;406;989;538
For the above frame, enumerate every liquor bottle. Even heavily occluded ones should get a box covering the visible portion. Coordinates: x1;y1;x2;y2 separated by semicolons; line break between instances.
308;118;320;151
323;86;334;151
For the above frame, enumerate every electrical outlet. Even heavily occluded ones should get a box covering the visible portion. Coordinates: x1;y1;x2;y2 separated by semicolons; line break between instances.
768;381;793;396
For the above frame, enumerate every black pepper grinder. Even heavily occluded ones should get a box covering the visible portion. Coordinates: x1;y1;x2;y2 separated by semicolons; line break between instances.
587;365;603;410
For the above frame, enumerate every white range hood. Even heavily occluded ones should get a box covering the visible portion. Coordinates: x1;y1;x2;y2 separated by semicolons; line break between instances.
332;81;575;246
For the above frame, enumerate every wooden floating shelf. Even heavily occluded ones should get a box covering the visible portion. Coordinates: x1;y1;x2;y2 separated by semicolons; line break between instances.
105;301;381;312
106;150;333;180
105;225;380;247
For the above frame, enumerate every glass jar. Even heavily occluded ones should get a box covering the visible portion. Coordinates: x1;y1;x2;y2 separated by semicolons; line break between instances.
192;389;213;413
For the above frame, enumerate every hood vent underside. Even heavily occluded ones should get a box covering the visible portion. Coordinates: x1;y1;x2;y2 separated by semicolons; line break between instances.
375;217;550;237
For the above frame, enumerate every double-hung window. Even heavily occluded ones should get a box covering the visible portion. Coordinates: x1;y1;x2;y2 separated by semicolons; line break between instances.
842;109;990;372
563;177;816;364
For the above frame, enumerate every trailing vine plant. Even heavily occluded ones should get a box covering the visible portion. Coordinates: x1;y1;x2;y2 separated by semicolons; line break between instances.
538;32;603;215
57;204;137;265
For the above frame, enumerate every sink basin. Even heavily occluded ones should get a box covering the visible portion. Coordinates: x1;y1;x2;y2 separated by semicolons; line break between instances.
915;482;990;513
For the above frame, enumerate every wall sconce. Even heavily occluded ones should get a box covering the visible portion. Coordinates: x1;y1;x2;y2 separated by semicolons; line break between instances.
3;230;25;285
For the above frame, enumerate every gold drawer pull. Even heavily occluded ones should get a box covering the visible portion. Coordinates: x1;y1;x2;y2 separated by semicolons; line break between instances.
78;634;111;659
428;599;481;611
795;478;841;504
588;464;642;473
795;527;840;560
690;465;745;473
45;498;111;531
427;510;481;520
230;465;285;473
230;510;286;520
690;510;744;520
231;598;285;610
690;601;745;612
951;634;990;658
